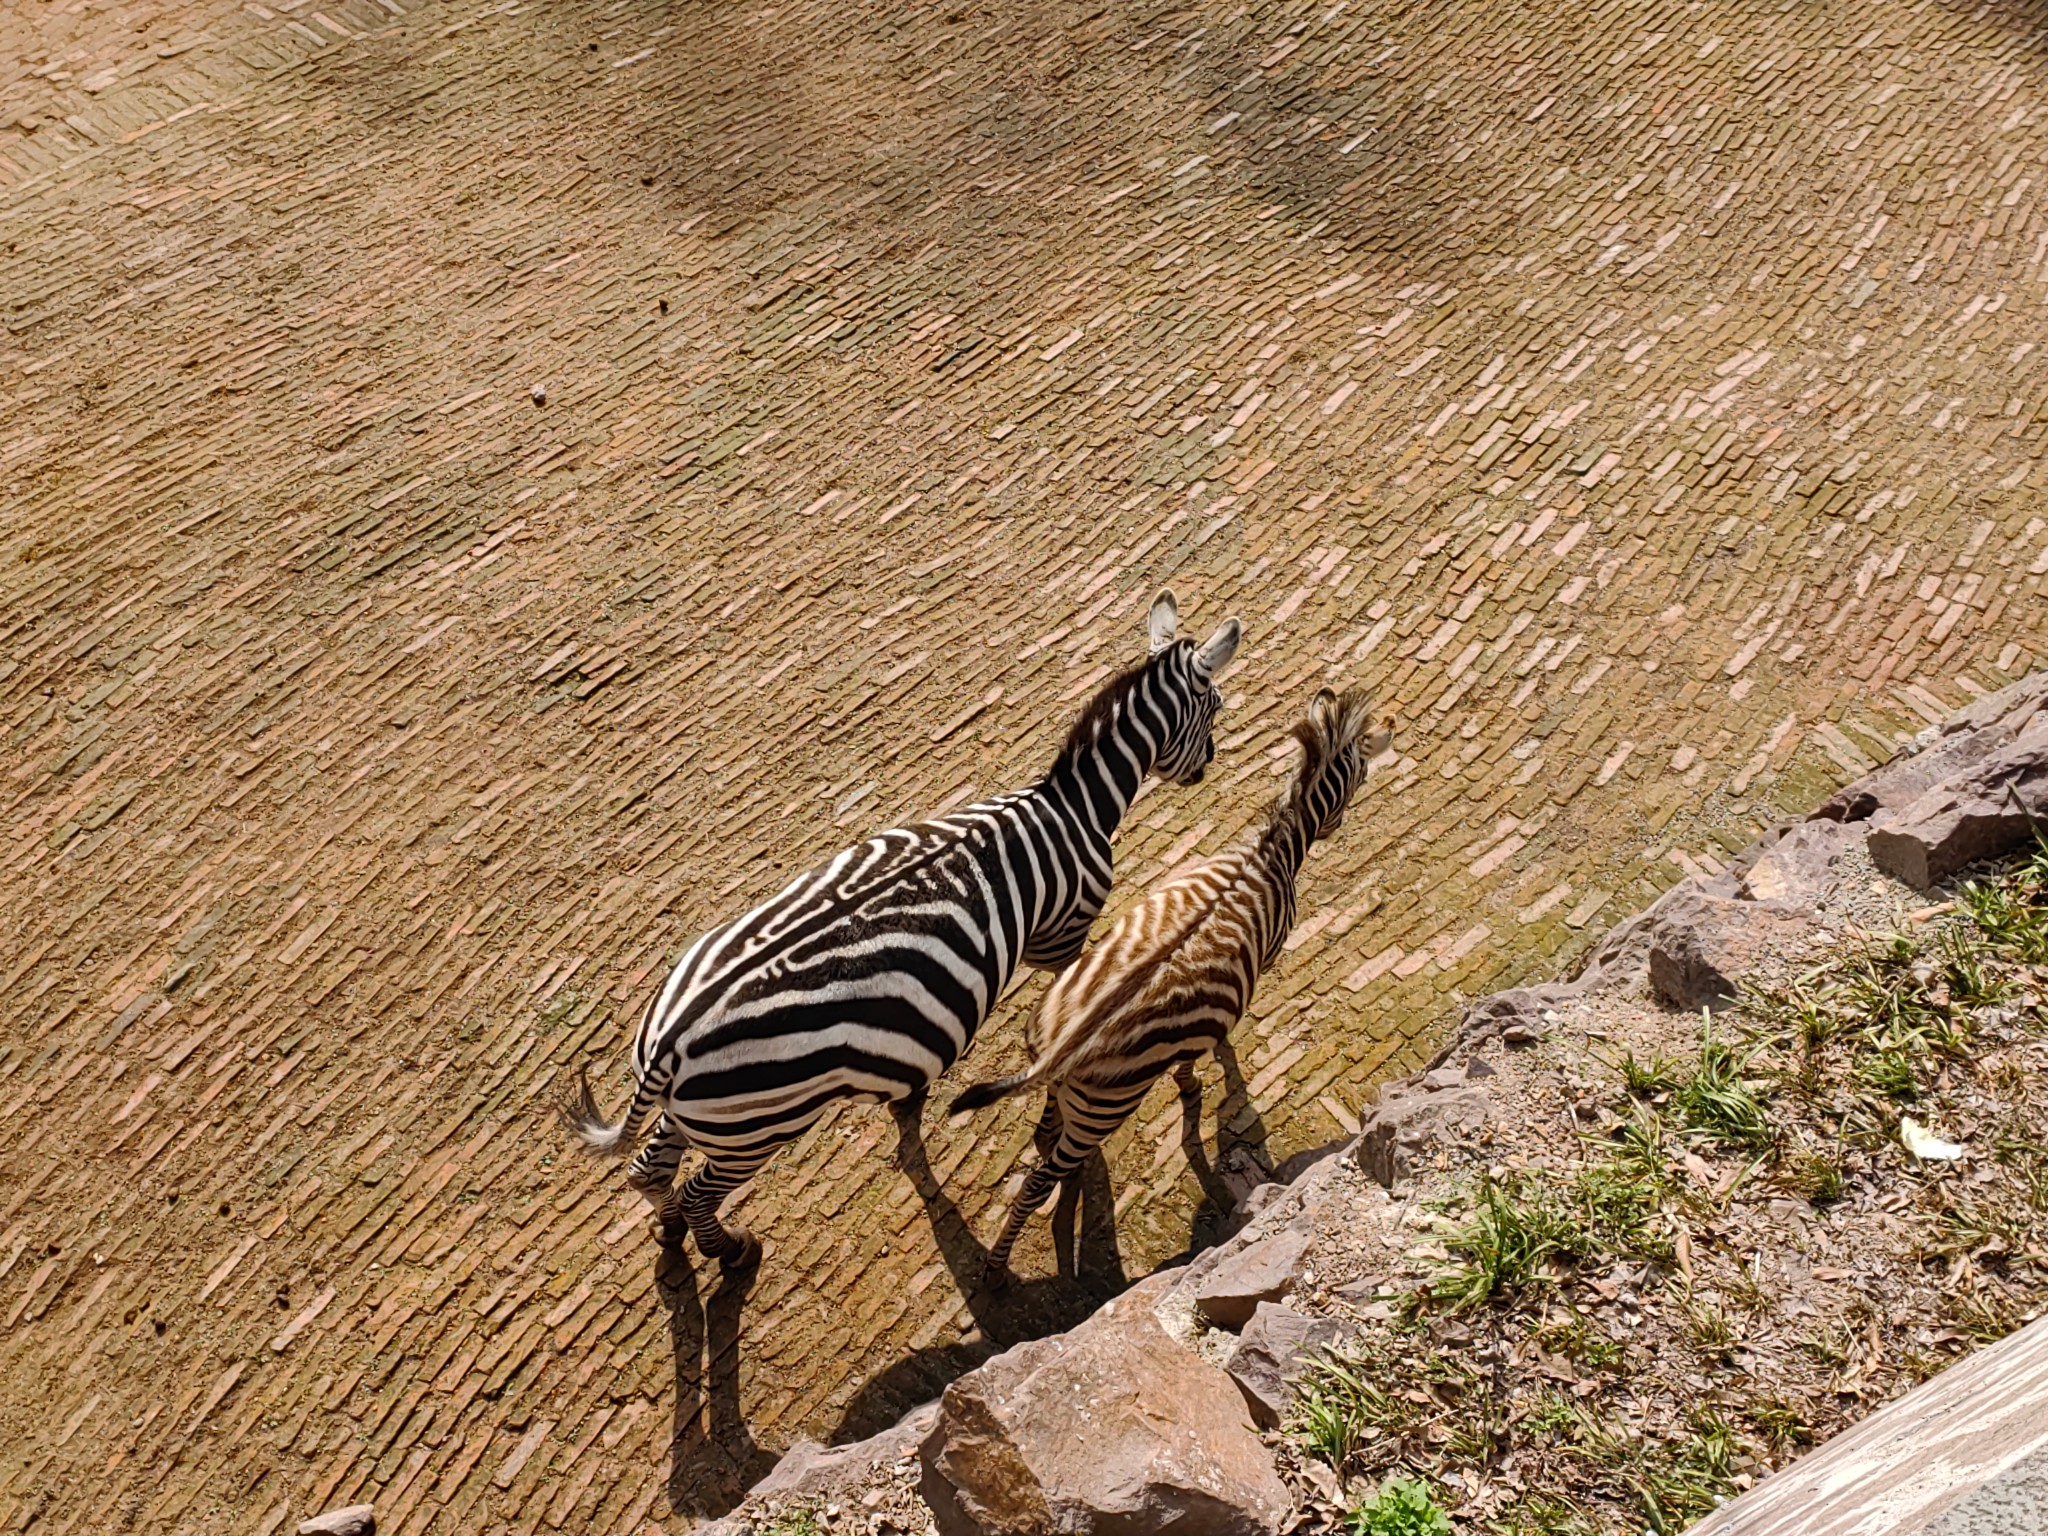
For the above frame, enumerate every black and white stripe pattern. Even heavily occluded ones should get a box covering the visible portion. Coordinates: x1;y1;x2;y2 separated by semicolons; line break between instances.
952;688;1392;1282
563;590;1242;1271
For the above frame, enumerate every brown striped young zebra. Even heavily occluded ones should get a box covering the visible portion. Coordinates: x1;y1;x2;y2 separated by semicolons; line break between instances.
562;591;1243;1273
952;686;1392;1284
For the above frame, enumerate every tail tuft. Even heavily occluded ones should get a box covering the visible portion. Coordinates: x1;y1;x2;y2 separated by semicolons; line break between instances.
558;1063;631;1156
950;1074;1031;1117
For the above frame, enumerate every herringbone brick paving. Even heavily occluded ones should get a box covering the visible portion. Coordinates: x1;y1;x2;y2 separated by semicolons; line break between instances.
2;0;2045;1527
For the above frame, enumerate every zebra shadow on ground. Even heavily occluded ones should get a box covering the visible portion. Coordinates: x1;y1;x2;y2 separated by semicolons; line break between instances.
1179;1034;1276;1250
658;1249;776;1520
823;1048;1276;1445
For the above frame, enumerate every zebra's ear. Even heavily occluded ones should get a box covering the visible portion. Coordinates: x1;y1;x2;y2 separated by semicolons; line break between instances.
1310;687;1338;724
1194;617;1242;675
1147;589;1180;654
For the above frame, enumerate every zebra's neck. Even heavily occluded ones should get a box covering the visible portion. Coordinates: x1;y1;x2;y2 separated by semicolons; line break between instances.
1253;815;1313;896
1039;709;1154;845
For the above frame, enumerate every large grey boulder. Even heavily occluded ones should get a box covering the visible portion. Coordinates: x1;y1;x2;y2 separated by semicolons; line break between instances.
1350;1076;1492;1190
1225;1302;1346;1428
1867;721;2048;890
1438;869;1713;1058
753;1402;939;1501
920;1278;1293;1536
1686;1312;2048;1536
1740;818;1865;904
1645;883;1820;1013
1809;670;2047;826
1192;1229;1313;1330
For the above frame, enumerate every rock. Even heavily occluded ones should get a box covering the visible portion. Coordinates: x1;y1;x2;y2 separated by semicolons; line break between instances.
1739;818;1864;904
1439;890;1679;1063
1645;883;1819;1013
1193;1228;1313;1329
1866;724;2048;890
920;1281;1293;1536
297;1508;374;1536
1231;1180;1289;1228
1350;1079;1492;1190
753;1402;940;1501
1810;670;2048;826
1225;1302;1346;1428
1948;669;2048;732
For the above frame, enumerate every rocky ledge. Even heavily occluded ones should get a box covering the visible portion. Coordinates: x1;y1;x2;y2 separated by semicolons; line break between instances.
703;671;2048;1536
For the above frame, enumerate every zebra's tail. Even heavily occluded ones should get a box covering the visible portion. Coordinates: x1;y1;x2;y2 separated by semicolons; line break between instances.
558;1062;655;1157
950;1073;1033;1117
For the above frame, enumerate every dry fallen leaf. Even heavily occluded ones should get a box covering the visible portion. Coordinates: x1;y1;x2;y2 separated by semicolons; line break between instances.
1899;1117;1963;1162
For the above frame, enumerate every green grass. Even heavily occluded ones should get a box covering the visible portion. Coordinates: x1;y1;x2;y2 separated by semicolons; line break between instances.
1568;1152;1675;1264
1956;840;2048;963
755;1506;827;1536
1672;1033;1777;1151
1293;1342;1497;1482
1532;1308;1626;1370
1347;1477;1455;1536
1737;846;2048;1133
1431;1173;1579;1312
1777;1147;1847;1206
1616;1048;1681;1097
1307;847;2047;1536
1293;1353;1403;1471
1520;1392;1582;1437
1743;1397;1814;1452
1682;1297;1735;1353
1635;1411;1744;1533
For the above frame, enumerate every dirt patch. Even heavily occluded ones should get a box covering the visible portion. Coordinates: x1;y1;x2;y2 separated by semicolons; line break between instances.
1274;843;2048;1533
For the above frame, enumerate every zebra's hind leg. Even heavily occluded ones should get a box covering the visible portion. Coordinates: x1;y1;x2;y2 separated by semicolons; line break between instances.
625;1116;691;1247
664;1153;770;1274
887;1086;929;1169
982;1162;1063;1289
1029;1093;1064;1156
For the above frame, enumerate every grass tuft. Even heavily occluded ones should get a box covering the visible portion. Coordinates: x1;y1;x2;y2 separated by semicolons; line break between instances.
1431;1173;1578;1311
755;1506;827;1536
1672;1033;1777;1151
1293;1353;1399;1471
1345;1477;1455;1536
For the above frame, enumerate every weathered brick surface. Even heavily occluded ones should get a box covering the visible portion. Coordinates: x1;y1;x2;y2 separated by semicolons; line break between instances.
2;0;2045;1528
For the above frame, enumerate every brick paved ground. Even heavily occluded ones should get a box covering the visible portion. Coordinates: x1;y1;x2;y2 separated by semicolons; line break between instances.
2;0;2045;1528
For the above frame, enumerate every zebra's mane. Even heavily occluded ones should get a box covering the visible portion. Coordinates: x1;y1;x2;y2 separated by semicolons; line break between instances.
1258;686;1373;853
1050;646;1181;767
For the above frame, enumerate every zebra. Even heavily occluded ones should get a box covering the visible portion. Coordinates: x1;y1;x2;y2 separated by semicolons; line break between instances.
562;590;1243;1272
951;686;1392;1285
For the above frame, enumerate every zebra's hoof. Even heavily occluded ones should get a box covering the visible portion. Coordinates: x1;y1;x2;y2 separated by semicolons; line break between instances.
979;1261;1011;1292
647;1216;686;1250
718;1230;763;1274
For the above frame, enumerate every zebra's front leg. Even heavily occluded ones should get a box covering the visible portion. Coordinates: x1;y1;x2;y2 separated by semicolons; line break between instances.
982;1161;1063;1289
663;1154;769;1274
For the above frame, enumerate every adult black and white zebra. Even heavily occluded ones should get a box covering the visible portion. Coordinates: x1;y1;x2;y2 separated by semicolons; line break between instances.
562;591;1243;1272
951;687;1392;1284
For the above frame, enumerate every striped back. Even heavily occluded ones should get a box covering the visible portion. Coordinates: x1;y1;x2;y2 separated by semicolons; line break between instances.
1025;686;1391;1091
